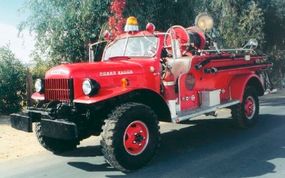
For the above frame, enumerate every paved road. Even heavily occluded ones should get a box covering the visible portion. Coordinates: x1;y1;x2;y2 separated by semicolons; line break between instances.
1;90;285;178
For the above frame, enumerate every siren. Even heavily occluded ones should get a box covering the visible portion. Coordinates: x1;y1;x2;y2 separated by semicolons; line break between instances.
124;16;139;32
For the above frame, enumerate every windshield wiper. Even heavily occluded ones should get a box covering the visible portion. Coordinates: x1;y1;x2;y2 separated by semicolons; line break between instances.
108;56;130;60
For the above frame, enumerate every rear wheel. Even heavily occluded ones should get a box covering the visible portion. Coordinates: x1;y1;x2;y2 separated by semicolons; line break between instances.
231;87;259;128
35;123;78;153
100;103;160;172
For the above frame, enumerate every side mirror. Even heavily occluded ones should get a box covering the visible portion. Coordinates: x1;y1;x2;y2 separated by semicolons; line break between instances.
89;44;95;62
243;39;258;49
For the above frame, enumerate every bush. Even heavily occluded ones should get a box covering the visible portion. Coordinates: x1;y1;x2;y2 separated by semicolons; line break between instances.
31;57;53;79
0;46;26;114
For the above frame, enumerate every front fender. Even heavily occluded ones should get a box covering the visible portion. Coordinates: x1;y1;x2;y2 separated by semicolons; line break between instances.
31;88;135;103
229;73;264;102
73;87;146;104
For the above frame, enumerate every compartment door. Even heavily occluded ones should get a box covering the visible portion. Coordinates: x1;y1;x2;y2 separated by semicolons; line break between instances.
178;73;200;111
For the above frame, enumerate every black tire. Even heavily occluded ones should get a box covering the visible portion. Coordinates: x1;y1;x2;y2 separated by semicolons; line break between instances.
231;86;259;128
100;102;160;172
35;123;78;153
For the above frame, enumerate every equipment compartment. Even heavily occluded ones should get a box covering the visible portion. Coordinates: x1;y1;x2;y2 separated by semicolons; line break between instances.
200;90;221;107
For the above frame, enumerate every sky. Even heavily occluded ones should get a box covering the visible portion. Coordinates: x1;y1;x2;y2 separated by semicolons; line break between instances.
0;0;34;64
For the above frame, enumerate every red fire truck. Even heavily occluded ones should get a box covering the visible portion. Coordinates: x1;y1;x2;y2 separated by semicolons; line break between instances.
11;14;272;171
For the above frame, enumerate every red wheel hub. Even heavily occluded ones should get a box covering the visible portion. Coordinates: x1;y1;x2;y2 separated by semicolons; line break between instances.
244;96;256;119
123;120;149;155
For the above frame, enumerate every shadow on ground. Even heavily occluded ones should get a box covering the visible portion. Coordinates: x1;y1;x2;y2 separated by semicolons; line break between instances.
261;97;285;107
66;114;285;178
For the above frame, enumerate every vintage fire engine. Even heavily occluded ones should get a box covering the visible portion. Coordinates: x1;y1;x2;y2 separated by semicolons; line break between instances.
11;14;272;171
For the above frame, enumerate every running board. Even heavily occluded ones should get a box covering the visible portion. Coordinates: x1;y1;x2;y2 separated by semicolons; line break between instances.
173;100;240;123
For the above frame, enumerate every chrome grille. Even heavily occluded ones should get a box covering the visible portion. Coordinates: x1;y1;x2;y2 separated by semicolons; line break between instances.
44;79;73;102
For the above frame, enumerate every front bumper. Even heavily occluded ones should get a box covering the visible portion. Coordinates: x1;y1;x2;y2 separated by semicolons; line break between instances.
10;111;78;140
10;113;33;132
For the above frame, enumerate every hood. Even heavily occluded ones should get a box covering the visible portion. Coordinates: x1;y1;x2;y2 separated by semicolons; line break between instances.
45;60;144;79
41;58;160;102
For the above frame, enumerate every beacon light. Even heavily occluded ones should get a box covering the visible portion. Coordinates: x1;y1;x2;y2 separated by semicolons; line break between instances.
124;16;139;32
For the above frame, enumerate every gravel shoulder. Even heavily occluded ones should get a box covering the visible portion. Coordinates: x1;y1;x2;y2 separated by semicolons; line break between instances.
0;115;45;161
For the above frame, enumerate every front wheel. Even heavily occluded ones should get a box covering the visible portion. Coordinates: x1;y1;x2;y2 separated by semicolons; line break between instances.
100;103;160;172
231;87;259;128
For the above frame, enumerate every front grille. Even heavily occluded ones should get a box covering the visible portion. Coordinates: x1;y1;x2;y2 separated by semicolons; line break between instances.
44;79;74;102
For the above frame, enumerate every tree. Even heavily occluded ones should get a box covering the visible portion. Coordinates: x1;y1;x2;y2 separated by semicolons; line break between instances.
194;0;264;48
124;0;196;31
0;46;26;114
259;0;285;87
22;0;283;86
20;0;111;64
31;58;53;79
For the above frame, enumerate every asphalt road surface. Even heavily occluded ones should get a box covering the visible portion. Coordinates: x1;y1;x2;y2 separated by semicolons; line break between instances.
1;90;285;178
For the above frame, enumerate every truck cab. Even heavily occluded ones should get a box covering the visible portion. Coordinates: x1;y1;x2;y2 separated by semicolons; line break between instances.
10;15;272;172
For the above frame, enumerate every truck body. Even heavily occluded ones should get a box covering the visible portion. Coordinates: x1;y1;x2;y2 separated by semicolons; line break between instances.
10;15;272;171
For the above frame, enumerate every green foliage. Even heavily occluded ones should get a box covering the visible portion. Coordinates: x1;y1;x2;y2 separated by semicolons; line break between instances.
31;58;53;79
0;46;26;114
259;0;285;86
22;0;266;61
238;2;264;47
195;0;264;48
21;0;284;86
20;0;111;64
124;0;195;30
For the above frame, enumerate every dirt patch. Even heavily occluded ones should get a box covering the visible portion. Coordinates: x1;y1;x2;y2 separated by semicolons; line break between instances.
0;115;45;161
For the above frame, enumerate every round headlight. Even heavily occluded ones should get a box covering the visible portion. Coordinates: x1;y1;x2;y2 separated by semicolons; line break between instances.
35;79;44;93
82;79;100;96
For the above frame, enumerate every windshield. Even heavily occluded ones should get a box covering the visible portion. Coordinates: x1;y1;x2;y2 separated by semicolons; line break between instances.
103;36;158;60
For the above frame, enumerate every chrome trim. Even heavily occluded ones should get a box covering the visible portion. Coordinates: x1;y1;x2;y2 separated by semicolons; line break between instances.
172;100;240;123
163;81;176;86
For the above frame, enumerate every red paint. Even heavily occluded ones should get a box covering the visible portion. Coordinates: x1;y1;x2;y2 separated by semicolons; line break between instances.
123;120;149;155
178;73;200;111
245;96;255;118
163;71;176;100
229;73;262;102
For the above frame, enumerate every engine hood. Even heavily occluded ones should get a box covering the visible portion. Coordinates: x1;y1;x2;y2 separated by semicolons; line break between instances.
43;58;159;101
45;60;144;79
